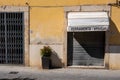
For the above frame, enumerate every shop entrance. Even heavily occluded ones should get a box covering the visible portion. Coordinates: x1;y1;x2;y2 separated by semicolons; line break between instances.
67;32;105;66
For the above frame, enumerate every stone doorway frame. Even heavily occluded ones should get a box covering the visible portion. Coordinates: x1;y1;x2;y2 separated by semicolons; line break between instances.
0;6;29;66
63;5;111;68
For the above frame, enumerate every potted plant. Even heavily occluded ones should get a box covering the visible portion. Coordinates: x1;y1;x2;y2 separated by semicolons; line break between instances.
40;46;52;69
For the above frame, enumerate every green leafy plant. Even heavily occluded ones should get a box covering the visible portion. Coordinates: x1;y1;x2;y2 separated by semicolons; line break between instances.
40;46;52;57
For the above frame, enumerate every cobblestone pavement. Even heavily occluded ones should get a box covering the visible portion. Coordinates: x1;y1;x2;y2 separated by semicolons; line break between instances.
0;66;120;80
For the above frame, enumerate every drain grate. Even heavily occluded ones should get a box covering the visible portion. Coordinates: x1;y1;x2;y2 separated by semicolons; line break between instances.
0;78;35;80
9;71;19;74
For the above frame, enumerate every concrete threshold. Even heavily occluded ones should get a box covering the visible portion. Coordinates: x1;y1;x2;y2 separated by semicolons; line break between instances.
68;66;106;69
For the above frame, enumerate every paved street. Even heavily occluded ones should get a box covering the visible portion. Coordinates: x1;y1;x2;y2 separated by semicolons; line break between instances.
0;66;120;80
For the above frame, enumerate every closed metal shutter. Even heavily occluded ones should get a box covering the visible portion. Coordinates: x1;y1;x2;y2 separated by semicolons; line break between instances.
0;12;24;64
67;32;105;66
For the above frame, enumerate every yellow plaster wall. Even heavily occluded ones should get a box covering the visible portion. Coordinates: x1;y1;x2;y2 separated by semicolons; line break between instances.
28;0;109;6
110;7;120;45
0;0;26;6
0;0;116;6
30;7;64;44
0;0;119;44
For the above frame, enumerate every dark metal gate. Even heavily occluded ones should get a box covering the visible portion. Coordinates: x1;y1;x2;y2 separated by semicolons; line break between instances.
0;12;24;64
67;32;105;66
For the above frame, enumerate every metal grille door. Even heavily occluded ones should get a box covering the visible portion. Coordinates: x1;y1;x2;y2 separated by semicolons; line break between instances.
0;12;24;64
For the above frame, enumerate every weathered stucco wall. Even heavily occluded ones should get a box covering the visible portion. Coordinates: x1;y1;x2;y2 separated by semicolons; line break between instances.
108;6;120;69
30;7;64;44
110;6;120;45
0;0;115;6
26;0;109;6
109;46;120;69
0;0;120;69
30;45;63;68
